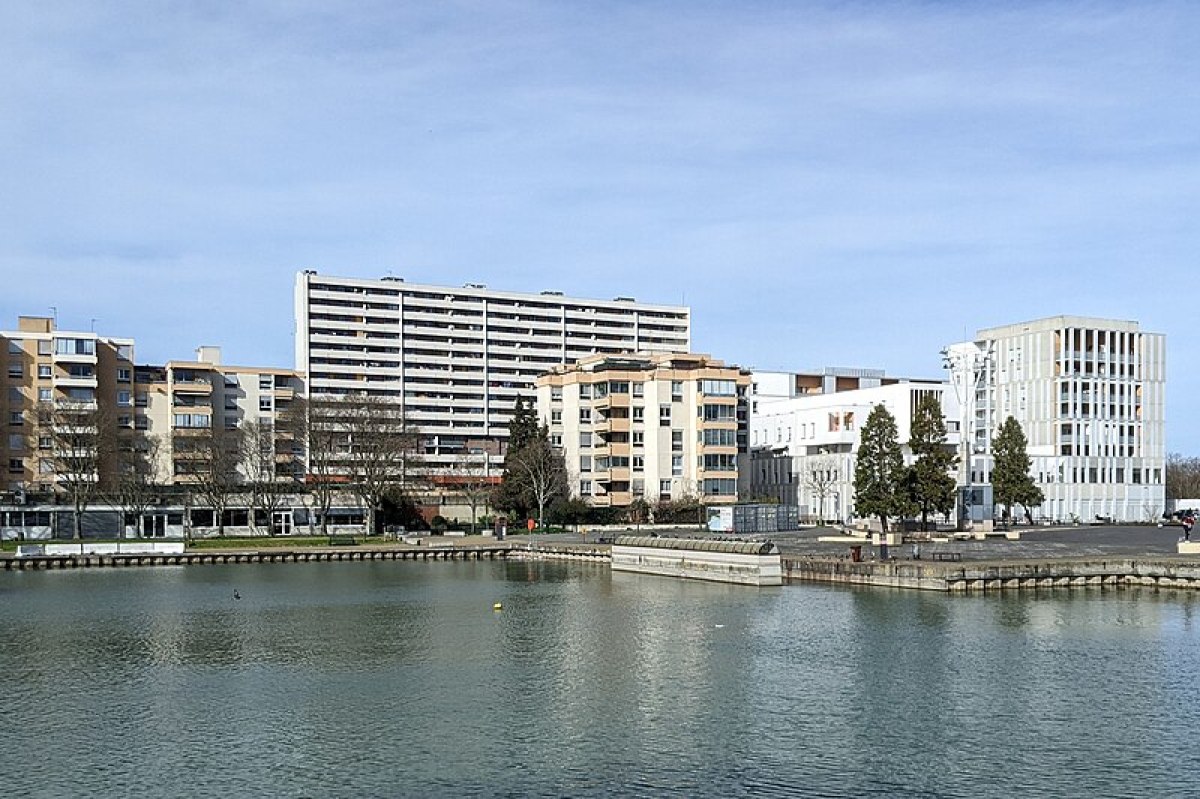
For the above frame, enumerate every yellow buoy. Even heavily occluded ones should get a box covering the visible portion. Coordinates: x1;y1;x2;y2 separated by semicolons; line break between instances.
493;602;503;611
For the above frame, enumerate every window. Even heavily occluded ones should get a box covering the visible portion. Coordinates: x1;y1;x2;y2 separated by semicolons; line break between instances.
829;413;841;432
38;435;51;449
579;384;591;399
67;363;94;378
7;339;22;354
580;455;591;472
551;409;562;423
699;379;736;396
54;338;95;356
551;386;563;401
117;390;132;407
38;340;52;356
66;388;94;402
672;430;683;451
579;408;591;423
173;414;210;429
703;429;737;446
633;456;644;472
259;396;273;411
632;479;644;496
37;365;51;379
672;455;683;476
551;434;562;447
7;434;23;450
632;384;644;397
702;404;736;422
7;387;20;404
117;344;133;361
9;412;23;426
580;480;592;496
7;363;21;378
118;415;132;428
703;478;737;496
579;432;592;448
117;368;132;383
225;397;238;411
136;393;148;408
609;381;630;394
659;479;672;498
8;458;22;473
632;431;644;447
632;406;644;422
671;381;683;401
704;453;737;471
659;405;671;426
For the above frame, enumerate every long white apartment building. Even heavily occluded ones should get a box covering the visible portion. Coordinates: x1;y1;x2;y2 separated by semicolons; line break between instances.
294;271;691;472
536;353;750;508
749;383;960;523
944;315;1165;523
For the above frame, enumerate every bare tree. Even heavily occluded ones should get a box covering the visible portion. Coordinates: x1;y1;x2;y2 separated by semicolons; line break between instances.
454;450;494;534
803;454;839;524
241;419;290;535
1166;453;1200;503
338;392;422;536
510;432;567;532
280;395;340;536
107;430;164;537
176;422;244;537
36;399;115;539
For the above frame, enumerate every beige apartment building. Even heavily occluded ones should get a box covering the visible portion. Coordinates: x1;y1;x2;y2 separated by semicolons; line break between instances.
535;353;750;508
135;346;305;485
294;271;692;476
1;316;136;496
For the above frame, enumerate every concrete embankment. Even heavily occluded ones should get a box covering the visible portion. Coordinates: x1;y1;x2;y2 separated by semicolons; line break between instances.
782;556;1200;592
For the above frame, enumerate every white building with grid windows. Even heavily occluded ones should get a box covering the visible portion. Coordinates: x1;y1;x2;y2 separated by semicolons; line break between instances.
944;315;1165;523
294;271;691;474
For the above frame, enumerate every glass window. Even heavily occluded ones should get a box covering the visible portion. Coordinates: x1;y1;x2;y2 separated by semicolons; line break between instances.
580;480;592;496
7;434;24;449
633;456;644;472
671;455;683;476
117;391;132;406
9;411;23;426
672;431;684;451
699;379;736;396
7;339;22;354
671;381;683;401
632;406;644;422
580;455;591;472
37;365;52;379
632;384;644;397
37;340;52;356
579;432;591;448
259;396;272;411
578;384;591;399
117;368;132;382
7;363;22;378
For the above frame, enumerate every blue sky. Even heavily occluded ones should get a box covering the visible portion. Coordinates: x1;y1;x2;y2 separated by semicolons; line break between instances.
2;2;1197;449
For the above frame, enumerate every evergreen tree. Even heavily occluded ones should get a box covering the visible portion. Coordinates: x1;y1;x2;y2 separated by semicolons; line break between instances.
992;416;1044;525
907;393;958;531
854;404;911;532
492;396;546;520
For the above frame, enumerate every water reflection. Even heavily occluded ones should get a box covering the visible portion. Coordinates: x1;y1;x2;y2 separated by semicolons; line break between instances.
3;565;1200;797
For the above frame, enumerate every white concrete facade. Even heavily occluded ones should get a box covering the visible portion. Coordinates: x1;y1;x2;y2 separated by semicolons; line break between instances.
749;383;960;523
295;271;691;473
944;315;1166;523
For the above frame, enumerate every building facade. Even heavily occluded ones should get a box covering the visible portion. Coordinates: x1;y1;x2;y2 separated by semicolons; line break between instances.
535;353;750;508
136;346;305;487
294;271;691;474
944;315;1166;523
1;316;136;496
749;383;960;523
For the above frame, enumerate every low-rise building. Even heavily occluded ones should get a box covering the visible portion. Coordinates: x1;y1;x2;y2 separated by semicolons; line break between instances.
749;382;960;523
536;353;750;509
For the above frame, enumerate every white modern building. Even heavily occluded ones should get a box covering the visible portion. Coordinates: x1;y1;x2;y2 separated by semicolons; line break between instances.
944;315;1165;523
536;353;750;508
294;271;692;474
749;382;960;524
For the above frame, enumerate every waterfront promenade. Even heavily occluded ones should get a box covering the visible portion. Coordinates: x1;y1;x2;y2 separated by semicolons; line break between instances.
6;524;1200;592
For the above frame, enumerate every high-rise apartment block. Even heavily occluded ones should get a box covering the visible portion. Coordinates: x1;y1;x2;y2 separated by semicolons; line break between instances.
945;315;1165;523
294;271;692;471
535;353;750;508
1;316;136;495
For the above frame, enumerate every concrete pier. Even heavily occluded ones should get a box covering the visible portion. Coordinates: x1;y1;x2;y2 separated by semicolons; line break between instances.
781;555;1200;592
612;536;783;585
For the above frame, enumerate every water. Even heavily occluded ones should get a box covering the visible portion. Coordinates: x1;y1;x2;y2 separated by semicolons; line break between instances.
3;561;1200;798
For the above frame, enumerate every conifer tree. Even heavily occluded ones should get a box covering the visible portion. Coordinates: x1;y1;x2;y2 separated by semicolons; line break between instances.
907;393;958;531
854;404;910;532
492;396;543;520
992;416;1044;526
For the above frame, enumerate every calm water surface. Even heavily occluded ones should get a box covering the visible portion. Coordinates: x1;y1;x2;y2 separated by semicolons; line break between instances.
3;560;1200;797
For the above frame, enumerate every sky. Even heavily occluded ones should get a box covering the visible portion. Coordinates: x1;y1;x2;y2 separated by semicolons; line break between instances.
2;1;1197;448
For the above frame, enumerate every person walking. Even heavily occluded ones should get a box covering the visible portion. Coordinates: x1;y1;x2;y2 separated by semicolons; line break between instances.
1183;513;1195;542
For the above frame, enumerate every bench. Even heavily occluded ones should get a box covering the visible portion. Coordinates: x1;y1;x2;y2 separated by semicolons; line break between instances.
328;536;358;546
932;552;962;562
